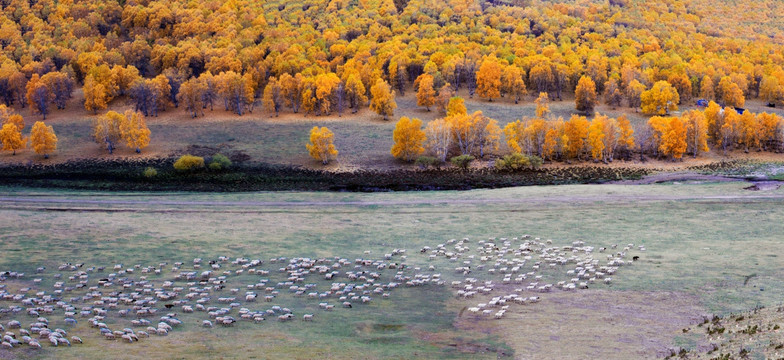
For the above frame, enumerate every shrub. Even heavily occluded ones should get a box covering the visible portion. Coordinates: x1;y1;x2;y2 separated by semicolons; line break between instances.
415;156;441;169
208;153;232;170
450;155;475;170
173;154;205;171
143;167;158;178
494;153;543;171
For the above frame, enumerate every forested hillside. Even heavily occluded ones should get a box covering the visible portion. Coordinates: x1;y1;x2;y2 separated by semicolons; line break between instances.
2;0;784;167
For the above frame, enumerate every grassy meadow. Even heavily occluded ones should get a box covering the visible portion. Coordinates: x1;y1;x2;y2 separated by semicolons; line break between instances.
1;182;783;358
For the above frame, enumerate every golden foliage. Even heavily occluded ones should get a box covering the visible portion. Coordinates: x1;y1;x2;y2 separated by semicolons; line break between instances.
574;76;597;113
369;79;396;120
718;76;745;108
641;81;679;115
29;121;57;158
534;92;549;119
476;55;501;101
446;96;466;117
173;155;205;171
306;126;338;164
563;115;589;160
0;123;24;155
390;116;426;162
120;110;151;153
415;74;436;111
83;75;108;113
93;111;125;154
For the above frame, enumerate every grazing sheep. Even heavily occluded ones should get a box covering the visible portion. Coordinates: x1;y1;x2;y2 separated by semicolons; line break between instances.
202;320;213;328
71;336;82;344
303;314;313;321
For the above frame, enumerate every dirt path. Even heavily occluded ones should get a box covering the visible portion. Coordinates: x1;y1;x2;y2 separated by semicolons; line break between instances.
1;188;784;211
608;171;745;185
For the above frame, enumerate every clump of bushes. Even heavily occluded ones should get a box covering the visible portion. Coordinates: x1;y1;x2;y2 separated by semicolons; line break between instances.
415;156;442;169
494;153;543;171
450;155;475;170
143;167;158;178
174;154;205;171
208;153;232;170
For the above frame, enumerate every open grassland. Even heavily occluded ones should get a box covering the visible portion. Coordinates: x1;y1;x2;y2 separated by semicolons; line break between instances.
0;182;783;359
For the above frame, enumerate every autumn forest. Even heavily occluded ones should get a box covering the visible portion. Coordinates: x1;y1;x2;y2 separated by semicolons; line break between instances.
2;0;784;168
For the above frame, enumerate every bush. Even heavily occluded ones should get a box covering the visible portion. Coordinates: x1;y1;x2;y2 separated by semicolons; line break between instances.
142;167;158;178
208;153;232;171
450;155;475;170
415;156;442;169
173;154;205;171
494;153;543;171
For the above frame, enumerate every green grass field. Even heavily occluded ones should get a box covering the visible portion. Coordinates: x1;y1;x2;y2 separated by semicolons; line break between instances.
0;182;783;359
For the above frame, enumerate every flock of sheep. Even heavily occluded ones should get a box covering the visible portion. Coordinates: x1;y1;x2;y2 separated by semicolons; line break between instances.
0;235;642;353
423;235;643;320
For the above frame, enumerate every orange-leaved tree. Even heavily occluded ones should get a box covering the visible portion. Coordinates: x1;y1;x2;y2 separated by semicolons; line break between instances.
563;115;590;160
476;55;501;101
575;75;597;113
587;115;607;162
390;116;426;162
29;121;57;158
718;76;745;108
306;126;338;164
415;74;435;111
659;116;687;160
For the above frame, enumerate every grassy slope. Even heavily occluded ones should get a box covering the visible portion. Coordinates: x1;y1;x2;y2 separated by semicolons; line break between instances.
3;89;784;171
1;182;783;358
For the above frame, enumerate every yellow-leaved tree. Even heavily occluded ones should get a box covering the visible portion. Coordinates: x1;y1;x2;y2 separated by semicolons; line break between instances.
476;56;501;101
390;117;426;162
84;74;108;114
534;92;550;119
682;110;709;158
587;115;607;162
563;115;590;160
641;81;679;115
370;79;396;120
502;65;526;104
0;122;24;155
446;96;466;117
575;76;597;113
1;105;24;132
120;110;151;153
616;115;636;157
29;121;57;158
718;76;745;108
93;111;125;154
659;116;687;160
306;126;338;164
415;74;435;111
